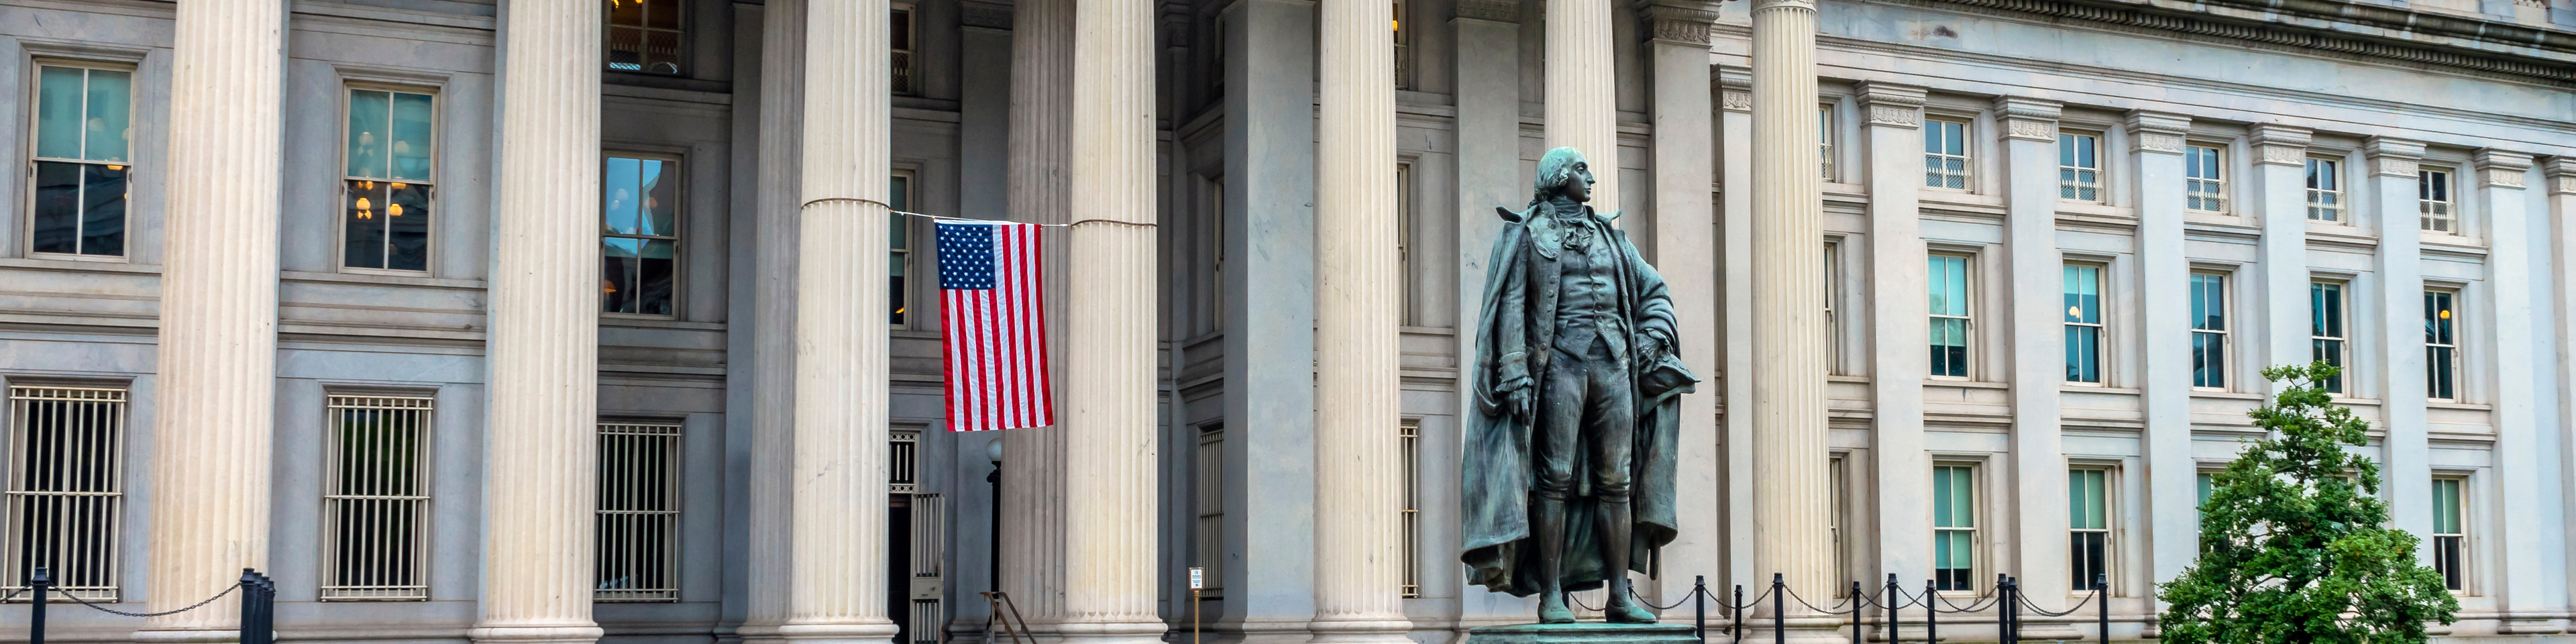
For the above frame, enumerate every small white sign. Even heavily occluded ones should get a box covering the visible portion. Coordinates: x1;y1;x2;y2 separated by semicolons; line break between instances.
1189;567;1205;590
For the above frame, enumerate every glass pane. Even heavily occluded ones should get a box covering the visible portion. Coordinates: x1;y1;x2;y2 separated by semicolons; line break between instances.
344;181;386;269
2059;136;2076;166
1945;159;1967;189
1950;531;1973;568
2193;333;2224;388
78;164;125;256
1934;468;1953;526
1923;125;1939;154
2079;136;2094;167
30;162;80;254
890;271;908;326
347;91;390;178
643;30;684;74
640;239;676;316
83;70;129;162
34;67;83;160
2065;326;2098;382
647;0;682;29
390;93;435;181
604;157;641;235
1944;123;1965;155
386;183;431;271
609;26;647;71
642;159;676;236
604;237;641;314
610;0;647;27
1954;469;1973;527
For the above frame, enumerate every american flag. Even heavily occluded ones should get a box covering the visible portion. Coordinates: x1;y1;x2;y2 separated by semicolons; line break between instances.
936;220;1055;431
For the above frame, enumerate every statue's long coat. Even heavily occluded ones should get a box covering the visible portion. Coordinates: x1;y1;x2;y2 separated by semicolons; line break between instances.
1460;201;1697;596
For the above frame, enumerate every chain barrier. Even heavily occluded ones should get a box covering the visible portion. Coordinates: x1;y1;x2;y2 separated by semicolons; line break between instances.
1929;583;2001;613
1780;584;1860;616
1634;584;1701;611
2010;584;2099;618
58;582;241;618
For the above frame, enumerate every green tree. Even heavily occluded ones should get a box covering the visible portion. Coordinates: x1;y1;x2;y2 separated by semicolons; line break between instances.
2157;362;2457;643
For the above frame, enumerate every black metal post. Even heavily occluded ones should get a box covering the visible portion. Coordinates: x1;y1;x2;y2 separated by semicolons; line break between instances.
1922;580;1936;644
2096;573;2108;642
30;567;48;644
239;569;260;644
988;466;1002;596
1733;584;1745;643
1885;574;1898;644
2000;576;2017;644
1772;574;1786;644
1849;582;1862;644
1694;576;1707;641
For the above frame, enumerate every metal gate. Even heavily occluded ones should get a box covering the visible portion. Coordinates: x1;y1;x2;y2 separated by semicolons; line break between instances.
909;493;946;644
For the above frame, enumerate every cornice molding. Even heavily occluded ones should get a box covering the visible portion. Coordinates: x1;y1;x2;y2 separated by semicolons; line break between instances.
1992;95;2060;142
2248;123;2313;166
1910;0;2576;85
2124;110;2189;154
2473;149;2533;189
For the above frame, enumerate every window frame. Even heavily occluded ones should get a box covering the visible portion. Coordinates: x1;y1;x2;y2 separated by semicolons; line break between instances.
2430;476;2467;593
1399;419;1419;598
2425;288;2461;402
892;3;918;95
2189;272;2231;390
2062;262;2106;384
1931;462;1982;592
2058;131;2103;203
319;393;436;601
2310;280;2350;394
601;152;685;319
1392;0;1411;90
1927;253;1975;380
1923;117;1973;191
2419;169;2457;234
595;420;682;602
604;0;688;76
22;59;137;261
1;384;128;601
1819;104;1836;182
1824;240;1840;374
890;168;917;329
2067;466;2114;594
2185;144;2228;213
336;83;441;276
2305;157;2345;223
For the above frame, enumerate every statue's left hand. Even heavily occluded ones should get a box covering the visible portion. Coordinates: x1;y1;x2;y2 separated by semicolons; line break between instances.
1638;331;1668;364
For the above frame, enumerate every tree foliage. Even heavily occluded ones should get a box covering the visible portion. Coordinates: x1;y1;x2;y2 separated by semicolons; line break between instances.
2157;362;2457;644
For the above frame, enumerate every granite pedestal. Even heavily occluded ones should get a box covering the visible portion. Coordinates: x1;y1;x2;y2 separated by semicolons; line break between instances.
1463;623;1701;644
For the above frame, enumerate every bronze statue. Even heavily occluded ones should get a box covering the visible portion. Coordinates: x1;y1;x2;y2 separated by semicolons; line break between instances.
1460;147;1696;625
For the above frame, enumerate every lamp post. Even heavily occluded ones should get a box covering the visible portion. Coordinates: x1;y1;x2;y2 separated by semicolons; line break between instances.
985;439;1002;600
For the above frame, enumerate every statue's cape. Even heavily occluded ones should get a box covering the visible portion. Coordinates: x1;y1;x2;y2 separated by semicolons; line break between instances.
1460;202;1698;597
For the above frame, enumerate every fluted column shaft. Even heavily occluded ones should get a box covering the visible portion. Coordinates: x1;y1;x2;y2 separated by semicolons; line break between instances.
1311;0;1408;641
1544;0;1618;212
1002;0;1072;629
472;2;602;643
742;1;806;642
142;1;284;638
1746;0;1829;626
784;0;899;641
1057;0;1163;638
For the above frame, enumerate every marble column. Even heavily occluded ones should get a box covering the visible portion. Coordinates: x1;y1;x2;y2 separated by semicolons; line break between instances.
1856;82;1928;590
1059;0;1164;639
1002;0;1071;633
2470;150;2553;633
1545;0;1618;212
1311;1;1409;641
741;1;806;643
471;2;604;644
1995;97;2072;608
140;1;285;639
1747;0;1831;634
2249;125;2314;375
2362;138;2432;559
2129;111;2196;589
783;0;900;642
1639;0;1719;606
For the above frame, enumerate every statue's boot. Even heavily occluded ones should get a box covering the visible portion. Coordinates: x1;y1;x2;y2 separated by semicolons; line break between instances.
1598;498;1658;624
1535;497;1576;624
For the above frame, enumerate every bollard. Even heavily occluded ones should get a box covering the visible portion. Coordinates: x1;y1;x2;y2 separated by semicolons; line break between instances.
1849;582;1862;644
2095;574;2108;642
1732;584;1745;644
2000;576;2018;644
1884;574;1898;644
1922;580;1936;644
1771;574;1785;644
1693;576;1707;641
30;567;48;644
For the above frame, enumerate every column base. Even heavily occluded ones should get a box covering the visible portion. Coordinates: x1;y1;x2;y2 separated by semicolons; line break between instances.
1307;616;1413;644
737;623;787;644
1742;616;1844;644
1055;617;1167;644
468;624;607;644
777;620;902;644
133;628;248;644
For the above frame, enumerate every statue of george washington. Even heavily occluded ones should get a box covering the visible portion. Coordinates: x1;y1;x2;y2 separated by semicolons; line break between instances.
1460;146;1697;625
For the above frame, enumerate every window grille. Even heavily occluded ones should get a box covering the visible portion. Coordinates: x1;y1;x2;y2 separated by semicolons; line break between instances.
1819;107;1835;181
2063;264;2103;384
1193;425;1226;596
890;429;919;494
322;395;433;600
1829;456;1845;596
3;386;125;601
1923;119;1970;190
2058;133;2100;201
909;494;946;644
1399;421;1419;598
606;0;685;74
2305;158;2344;221
603;156;680;316
892;7;916;95
596;422;680;602
1932;465;1976;591
28;64;132;258
2185;146;2226;213
2431;478;2465;591
2425;290;2459;400
890;172;914;327
341;89;436;272
2190;274;2229;389
1927;255;1972;378
2420;170;2455;233
2068;468;2110;592
2310;282;2348;394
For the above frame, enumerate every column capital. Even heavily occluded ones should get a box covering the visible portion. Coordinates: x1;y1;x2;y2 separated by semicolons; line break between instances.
1456;0;1521;23
2363;136;2426;178
2545;158;2576;195
1717;66;1752;113
1991;95;2060;142
2247;123;2312;166
1750;0;1816;13
1636;0;1719;45
2473;148;2532;189
963;0;1014;29
1855;81;1925;128
2124;110;2190;154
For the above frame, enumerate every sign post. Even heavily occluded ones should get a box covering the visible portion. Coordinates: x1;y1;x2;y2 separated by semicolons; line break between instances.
1188;568;1204;644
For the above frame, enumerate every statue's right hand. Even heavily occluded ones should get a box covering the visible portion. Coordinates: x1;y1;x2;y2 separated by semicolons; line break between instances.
1499;380;1535;421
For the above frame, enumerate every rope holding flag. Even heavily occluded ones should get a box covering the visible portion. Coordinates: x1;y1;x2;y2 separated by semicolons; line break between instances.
937;220;1056;431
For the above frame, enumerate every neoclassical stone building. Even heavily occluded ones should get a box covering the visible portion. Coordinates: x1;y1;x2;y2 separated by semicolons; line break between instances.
0;0;2569;643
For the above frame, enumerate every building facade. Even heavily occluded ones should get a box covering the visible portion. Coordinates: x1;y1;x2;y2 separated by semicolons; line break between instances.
0;0;2569;643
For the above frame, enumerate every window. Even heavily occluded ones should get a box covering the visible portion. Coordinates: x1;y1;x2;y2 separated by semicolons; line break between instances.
2426;290;2459;400
1928;255;1972;378
892;6;917;95
2310;282;2347;394
323;395;433;600
27;63;131;258
1193;424;1225;596
890;429;919;494
3;386;125;600
1933;464;1978;591
2190;273;2229;388
2420;170;2455;233
1399;421;1419;598
1924;119;1970;190
597;422;680;602
2194;472;2216;544
342;89;435;272
2063;264;2103;384
2185;146;2226;213
2431;477;2465;592
606;0;684;74
1397;164;1414;325
1824;243;1839;372
603;156;679;315
1819;106;1835;180
890;172;913;327
2059;133;2100;201
2068;468;2110;591
1830;455;1848;596
1391;0;1409;89
2305;158;2344;222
